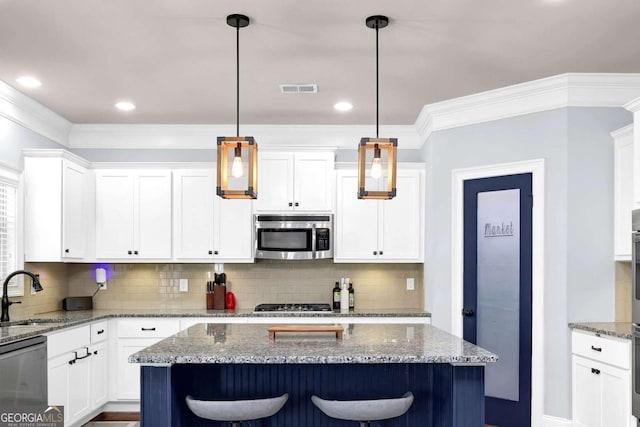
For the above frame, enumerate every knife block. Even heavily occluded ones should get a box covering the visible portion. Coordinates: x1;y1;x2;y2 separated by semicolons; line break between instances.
213;286;226;310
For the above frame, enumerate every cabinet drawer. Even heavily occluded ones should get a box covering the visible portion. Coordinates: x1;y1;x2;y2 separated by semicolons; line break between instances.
90;321;108;343
47;325;91;358
117;318;180;338
572;330;630;369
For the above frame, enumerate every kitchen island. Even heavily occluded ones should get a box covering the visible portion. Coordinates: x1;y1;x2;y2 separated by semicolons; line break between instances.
130;322;496;426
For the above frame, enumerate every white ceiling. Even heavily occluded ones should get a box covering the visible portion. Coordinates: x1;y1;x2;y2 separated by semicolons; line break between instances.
1;0;639;126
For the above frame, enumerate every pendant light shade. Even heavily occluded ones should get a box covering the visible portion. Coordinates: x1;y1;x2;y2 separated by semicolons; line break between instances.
357;15;397;200
217;13;258;199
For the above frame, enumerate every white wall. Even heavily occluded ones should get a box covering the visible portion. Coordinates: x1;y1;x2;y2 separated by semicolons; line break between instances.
0;117;66;169
420;106;630;420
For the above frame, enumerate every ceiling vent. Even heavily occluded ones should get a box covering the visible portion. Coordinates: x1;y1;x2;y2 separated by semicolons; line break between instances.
279;84;318;94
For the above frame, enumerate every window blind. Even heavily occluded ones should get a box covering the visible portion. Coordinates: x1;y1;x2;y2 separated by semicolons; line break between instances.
0;180;17;291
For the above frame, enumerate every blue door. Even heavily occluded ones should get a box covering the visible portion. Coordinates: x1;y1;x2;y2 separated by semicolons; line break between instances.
463;173;532;427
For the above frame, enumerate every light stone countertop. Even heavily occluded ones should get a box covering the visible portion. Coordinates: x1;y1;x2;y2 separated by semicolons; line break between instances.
0;308;431;345
568;322;632;340
129;322;498;365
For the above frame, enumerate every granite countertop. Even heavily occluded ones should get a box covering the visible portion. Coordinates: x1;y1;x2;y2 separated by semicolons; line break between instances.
568;322;632;340
0;308;431;345
129;322;498;365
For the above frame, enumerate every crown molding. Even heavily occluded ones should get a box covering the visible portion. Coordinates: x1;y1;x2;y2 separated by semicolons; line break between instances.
415;73;640;141
68;123;422;150
610;124;633;139
625;96;640;113
0;80;72;146
21;148;91;168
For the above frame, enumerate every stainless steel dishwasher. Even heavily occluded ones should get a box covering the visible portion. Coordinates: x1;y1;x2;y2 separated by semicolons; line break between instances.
0;335;47;406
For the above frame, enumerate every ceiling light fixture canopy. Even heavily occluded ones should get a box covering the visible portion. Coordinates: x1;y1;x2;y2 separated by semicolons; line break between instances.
358;15;397;200
217;13;258;199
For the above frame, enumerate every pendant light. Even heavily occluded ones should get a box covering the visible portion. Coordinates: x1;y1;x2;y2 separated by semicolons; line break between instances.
217;13;258;199
357;15;397;200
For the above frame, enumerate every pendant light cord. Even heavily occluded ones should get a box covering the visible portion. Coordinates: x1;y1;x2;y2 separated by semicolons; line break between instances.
375;21;379;139
236;19;240;138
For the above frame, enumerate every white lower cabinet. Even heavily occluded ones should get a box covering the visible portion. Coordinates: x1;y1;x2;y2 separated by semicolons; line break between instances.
571;330;633;427
47;322;109;427
115;318;180;400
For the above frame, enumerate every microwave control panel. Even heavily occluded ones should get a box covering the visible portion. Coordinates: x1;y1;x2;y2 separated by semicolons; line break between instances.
316;228;330;251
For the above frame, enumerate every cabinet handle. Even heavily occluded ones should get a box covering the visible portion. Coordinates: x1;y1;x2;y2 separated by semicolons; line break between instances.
590;346;602;352
288;202;293;207
134;250;139;255
128;250;132;255
97;329;104;335
373;251;377;255
214;251;219;255
295;202;299;207
65;249;69;253
141;327;156;331
379;251;384;255
208;250;213;255
591;368;601;375
93;350;98;355
69;348;92;365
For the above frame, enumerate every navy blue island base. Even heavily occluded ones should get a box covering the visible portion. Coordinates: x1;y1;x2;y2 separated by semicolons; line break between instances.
140;362;485;426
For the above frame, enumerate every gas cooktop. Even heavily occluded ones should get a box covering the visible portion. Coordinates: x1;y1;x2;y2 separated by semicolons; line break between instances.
253;303;333;313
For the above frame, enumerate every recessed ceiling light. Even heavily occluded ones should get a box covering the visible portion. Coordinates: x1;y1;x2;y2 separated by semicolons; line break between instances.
334;101;353;112
16;76;42;89
115;101;136;112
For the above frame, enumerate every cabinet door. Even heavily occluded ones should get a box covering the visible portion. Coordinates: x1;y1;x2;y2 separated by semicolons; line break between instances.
601;362;632;427
135;171;172;258
293;152;334;212
614;130;633;260
24;157;63;262
173;170;215;259
573;355;601;427
96;171;135;258
334;171;379;261
67;349;92;424
62;160;88;259
379;170;423;262
48;352;70;425
214;198;254;261
90;341;108;409
116;338;160;400
255;152;294;211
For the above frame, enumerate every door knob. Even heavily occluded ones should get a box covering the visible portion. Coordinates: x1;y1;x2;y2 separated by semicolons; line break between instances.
462;308;475;317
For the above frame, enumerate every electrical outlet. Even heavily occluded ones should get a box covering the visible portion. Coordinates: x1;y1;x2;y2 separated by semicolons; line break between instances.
99;281;107;291
179;279;189;292
406;277;415;291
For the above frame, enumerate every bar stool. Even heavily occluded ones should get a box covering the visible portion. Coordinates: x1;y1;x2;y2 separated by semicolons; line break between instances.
185;393;288;427
311;392;414;427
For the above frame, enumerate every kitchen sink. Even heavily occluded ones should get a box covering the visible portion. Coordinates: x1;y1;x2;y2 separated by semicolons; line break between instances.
0;319;66;328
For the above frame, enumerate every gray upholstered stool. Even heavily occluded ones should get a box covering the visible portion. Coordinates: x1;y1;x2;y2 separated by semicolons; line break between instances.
311;392;414;427
185;393;288;427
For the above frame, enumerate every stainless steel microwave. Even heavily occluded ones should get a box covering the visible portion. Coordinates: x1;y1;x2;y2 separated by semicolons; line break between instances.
254;214;333;260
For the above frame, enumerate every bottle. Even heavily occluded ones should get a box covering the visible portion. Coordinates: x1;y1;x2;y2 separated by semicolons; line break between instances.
340;282;349;313
348;282;354;310
332;282;341;310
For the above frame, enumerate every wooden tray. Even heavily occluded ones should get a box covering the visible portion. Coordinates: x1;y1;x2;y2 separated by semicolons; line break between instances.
268;325;344;340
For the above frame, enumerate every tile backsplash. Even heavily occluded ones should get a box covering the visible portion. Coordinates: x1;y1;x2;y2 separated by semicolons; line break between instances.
615;261;631;322
66;260;424;311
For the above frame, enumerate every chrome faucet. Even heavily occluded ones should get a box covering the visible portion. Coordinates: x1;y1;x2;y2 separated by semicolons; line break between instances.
1;270;43;322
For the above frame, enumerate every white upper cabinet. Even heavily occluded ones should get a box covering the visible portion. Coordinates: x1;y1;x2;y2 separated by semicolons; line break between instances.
255;152;334;212
173;169;253;262
173;169;215;260
335;168;424;263
96;169;172;260
24;151;90;262
613;125;633;261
